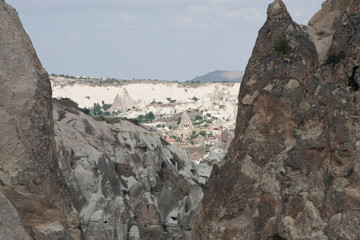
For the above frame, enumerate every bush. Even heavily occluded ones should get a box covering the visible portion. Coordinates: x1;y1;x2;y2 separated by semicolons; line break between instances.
274;33;290;57
199;130;206;137
138;111;155;123
191;96;199;102
166;97;176;103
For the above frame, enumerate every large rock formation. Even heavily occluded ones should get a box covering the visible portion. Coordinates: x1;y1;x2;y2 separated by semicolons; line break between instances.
54;99;203;239
193;0;360;239
179;111;194;131
0;1;204;239
0;1;81;239
109;88;137;113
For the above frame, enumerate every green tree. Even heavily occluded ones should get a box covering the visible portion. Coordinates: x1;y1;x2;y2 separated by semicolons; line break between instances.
199;131;206;137
191;96;199;102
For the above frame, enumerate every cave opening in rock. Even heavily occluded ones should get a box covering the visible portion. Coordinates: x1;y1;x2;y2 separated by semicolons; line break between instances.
349;66;359;91
268;233;287;240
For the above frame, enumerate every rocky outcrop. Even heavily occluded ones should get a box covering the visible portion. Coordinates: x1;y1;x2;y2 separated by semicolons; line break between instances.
193;0;360;239
0;191;31;240
197;149;226;185
0;1;81;239
308;0;351;64
54;99;203;239
109;88;137;113
179;111;194;130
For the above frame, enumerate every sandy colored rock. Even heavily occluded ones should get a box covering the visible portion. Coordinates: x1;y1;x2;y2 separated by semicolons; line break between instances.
109;88;137;112
51;78;240;123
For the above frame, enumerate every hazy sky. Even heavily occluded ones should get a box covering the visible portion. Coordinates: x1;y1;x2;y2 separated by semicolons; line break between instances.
7;0;324;81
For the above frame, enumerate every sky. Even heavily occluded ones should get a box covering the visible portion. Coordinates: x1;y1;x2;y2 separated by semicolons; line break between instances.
7;0;324;81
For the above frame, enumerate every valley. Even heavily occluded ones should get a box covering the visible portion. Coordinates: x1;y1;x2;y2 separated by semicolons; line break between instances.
51;75;241;161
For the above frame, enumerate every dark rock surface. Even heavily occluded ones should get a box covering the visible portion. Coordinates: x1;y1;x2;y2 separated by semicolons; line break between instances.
0;191;31;240
0;1;81;238
193;0;360;239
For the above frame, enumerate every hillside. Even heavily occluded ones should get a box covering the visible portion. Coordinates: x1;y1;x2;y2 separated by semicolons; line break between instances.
190;70;243;83
51;76;240;162
51;76;240;124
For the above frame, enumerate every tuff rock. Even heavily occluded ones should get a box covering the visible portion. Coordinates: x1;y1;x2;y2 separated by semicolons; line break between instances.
0;0;204;239
0;1;81;238
193;0;360;239
54;99;203;239
109;88;137;113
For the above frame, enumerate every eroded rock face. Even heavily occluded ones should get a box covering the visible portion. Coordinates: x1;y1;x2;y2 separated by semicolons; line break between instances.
193;0;360;239
0;192;31;240
54;99;203;239
0;1;80;238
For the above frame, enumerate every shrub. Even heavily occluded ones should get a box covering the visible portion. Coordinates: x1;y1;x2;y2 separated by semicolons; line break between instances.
195;115;203;120
274;33;290;57
191;96;199;102
137;111;155;123
166;97;176;103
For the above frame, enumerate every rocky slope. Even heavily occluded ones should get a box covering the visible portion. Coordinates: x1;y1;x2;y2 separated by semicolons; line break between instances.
193;0;360;239
0;1;81;239
54;99;203;239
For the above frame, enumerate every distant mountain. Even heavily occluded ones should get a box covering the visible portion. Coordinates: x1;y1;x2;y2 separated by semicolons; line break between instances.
190;70;243;83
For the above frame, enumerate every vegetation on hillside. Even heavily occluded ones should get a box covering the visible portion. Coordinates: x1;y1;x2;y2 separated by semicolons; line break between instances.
137;112;155;123
50;73;182;85
166;97;177;103
82;101;120;119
